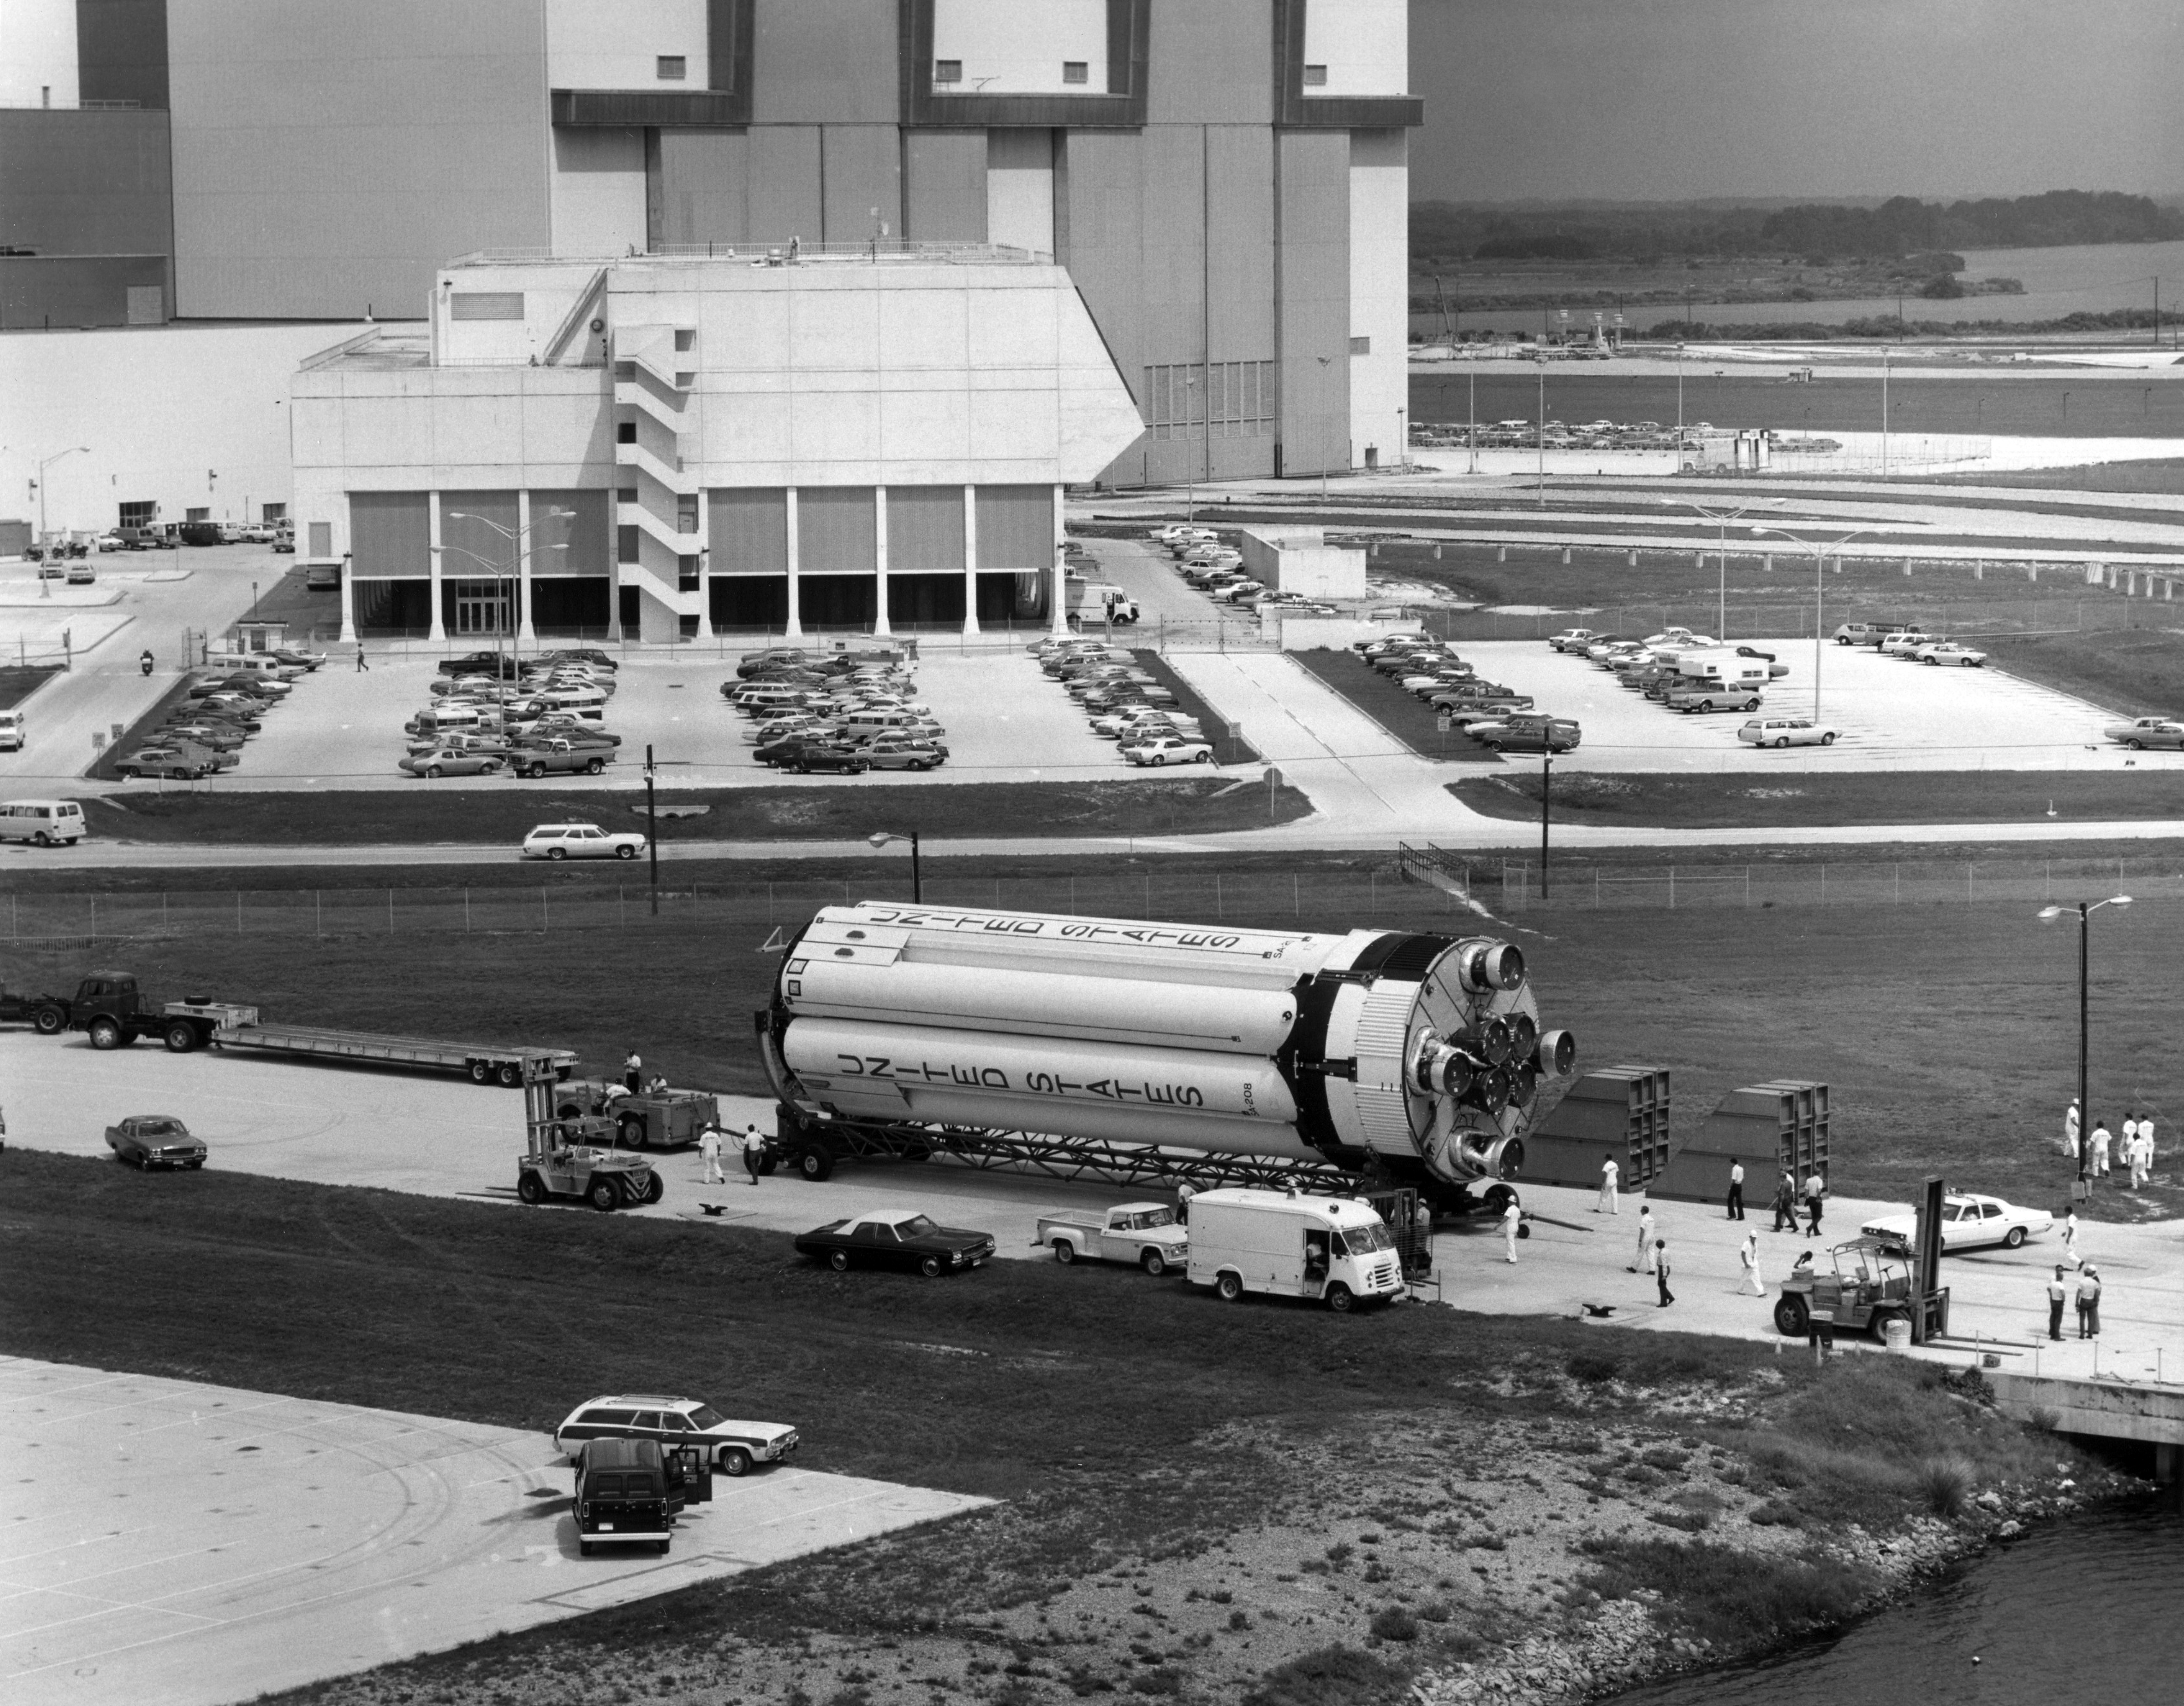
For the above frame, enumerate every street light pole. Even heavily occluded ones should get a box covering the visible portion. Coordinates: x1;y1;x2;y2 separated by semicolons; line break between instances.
35;446;90;545
645;742;659;915
1751;523;1909;719
868;830;922;902
2039;896;2133;1187
1662;498;1769;640
1539;753;1552;901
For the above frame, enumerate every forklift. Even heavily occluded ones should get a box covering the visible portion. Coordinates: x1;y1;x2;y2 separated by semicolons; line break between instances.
517;1054;664;1210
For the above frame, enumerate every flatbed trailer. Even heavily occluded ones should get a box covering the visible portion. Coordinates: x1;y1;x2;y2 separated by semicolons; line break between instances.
159;1000;576;1086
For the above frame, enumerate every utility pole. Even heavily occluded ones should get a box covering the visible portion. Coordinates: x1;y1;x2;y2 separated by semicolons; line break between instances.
1539;754;1553;901
645;742;659;914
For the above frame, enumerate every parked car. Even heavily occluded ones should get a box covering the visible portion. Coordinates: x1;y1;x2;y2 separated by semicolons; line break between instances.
115;744;220;779
399;747;505;778
161;722;248;752
1860;1194;2053;1255
268;647;328;671
861;736;949;771
521;822;646;860
271;533;295;553
1916;643;1987;668
1833;622;1914;647
2106;719;2184;751
1643;629;1714;647
66;563;96;586
1668;685;1764;715
1467;714;1582;754
1546;629;1599;652
785;742;871;776
1121;735;1214;766
1738;717;1839;748
106;1114;208;1170
794;1208;997;1276
92;532;124;552
1879;631;1938;657
552;1392;799;1478
510;739;611;778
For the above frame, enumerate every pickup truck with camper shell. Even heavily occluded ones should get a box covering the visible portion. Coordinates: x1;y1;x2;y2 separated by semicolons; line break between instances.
1034;1203;1189;1274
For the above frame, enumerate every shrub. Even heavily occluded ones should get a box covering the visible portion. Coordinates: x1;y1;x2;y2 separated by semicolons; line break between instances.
1130;1667;1184;1696
1919;1456;1973;1518
1228;1610;1252;1632
1243;1646;1412;1706
1580;1536;1880;1647
1370;1605;1420;1642
1567;1352;1621;1384
1649;1508;1711;1533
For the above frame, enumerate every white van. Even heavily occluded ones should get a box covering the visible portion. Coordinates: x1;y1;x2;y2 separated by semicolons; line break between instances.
835;709;945;742
1184;1188;1406;1312
0;709;24;752
406;704;501;740
0;799;87;846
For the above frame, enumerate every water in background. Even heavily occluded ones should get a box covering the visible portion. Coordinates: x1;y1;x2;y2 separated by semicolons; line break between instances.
1608;1505;2182;1705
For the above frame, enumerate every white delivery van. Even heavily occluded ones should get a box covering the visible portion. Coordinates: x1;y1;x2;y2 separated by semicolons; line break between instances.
0;799;87;846
0;709;24;751
1185;1188;1407;1312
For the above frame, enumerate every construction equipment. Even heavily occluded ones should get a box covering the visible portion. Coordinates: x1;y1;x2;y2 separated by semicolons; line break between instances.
517;1054;663;1210
1772;1237;1942;1342
554;1077;717;1150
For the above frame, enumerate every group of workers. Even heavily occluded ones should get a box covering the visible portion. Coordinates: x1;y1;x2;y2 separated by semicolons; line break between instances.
2063;1100;2159;1189
618;1049;767;1186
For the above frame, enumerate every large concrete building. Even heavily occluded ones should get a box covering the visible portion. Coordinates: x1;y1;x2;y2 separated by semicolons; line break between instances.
4;0;1419;487
293;245;1144;641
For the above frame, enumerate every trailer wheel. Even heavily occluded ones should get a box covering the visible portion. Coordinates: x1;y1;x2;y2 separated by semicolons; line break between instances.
1325;1284;1354;1313
496;1063;522;1088
468;1061;493;1084
1053;1239;1078;1265
587;1179;619;1211
1140;1249;1168;1277
1215;1272;1243;1303
517;1172;546;1206
1774;1294;1810;1337
918;1255;944;1278
163;1022;198;1054
32;1006;65;1036
717;1447;751;1478
641;1172;665;1205
828;1249;850;1272
88;1017;123;1050
795;1147;834;1182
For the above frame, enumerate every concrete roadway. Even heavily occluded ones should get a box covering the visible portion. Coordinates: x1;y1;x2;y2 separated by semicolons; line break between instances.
0;1357;986;1706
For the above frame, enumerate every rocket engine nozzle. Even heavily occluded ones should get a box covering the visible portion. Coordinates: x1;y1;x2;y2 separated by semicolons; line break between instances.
1434;1128;1526;1183
1465;1016;1515;1066
1534;1028;1578;1077
1455;939;1526;994
1411;1034;1482;1097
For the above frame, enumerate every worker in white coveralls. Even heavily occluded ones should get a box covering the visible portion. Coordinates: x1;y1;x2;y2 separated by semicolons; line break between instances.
1739;1231;1765;1296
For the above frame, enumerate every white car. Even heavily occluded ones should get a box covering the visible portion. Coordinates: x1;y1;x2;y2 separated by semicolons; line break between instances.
1860;1194;2052;1255
1879;631;1937;657
1121;735;1214;766
521;821;646;860
1546;629;1598;652
1643;629;1714;647
1092;710;1201;738
93;533;125;552
2104;717;2184;750
552;1393;799;1479
1737;717;1839;748
1916;643;1986;668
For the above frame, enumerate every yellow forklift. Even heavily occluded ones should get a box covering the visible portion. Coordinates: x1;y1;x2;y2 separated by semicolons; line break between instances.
518;1055;663;1210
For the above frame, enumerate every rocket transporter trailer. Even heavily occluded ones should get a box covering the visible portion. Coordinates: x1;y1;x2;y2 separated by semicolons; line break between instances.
755;901;1578;1220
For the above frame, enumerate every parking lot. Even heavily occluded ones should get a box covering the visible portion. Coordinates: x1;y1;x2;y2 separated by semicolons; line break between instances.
1431;638;2144;772
0;1357;986;1706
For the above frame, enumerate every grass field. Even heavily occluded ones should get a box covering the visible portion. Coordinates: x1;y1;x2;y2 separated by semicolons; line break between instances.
1131;647;1262;763
1451;769;2184;830
4;877;2174;1221
0;666;57;710
1980;629;2184;719
0;1149;2103;1706
1930;457;2184;497
76;773;1311;845
1288;647;1501;763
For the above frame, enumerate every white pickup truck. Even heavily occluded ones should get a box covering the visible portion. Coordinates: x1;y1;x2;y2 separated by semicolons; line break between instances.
1032;1203;1189;1275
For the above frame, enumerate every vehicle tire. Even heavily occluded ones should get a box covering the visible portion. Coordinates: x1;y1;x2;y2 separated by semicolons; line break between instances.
1141;1249;1168;1277
32;1005;66;1036
2128;738;2145;751
1925;656;1937;666
796;1146;834;1182
1773;737;1789;749
468;1060;493;1084
1053;1239;1078;1265
426;765;444;779
2004;1225;2027;1249
1836;636;1851;646
616;844;636;859
642;1172;665;1205
1867;1310;1903;1344
1193;750;1210;763
618;1115;647;1149
828;1248;850;1272
31;830;49;847
1325;1284;1354;1314
546;846;568;860
913;760;932;771
1821;732;1838;745
919;1255;944;1278
89;1017;123;1050
585;757;604;775
1215;1272;1244;1303
1774;1294;1810;1337
1743;700;1759;712
170;767;191;781
579;1541;593;1558
497;1063;522;1088
1482;740;1502;753
163;1021;198;1054
557;1102;582;1120
587;1179;619;1212
525;763;546;779
517;1172;546;1205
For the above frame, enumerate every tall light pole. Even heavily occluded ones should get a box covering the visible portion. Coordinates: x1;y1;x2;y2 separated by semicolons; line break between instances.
35;446;89;543
1535;359;1546;509
1881;349;1891;477
868;829;922;902
1661;498;1774;641
2038;896;2133;1187
1750;523;1922;718
435;507;573;670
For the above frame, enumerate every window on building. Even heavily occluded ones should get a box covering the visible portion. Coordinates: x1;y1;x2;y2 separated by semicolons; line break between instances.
657;56;686;80
617;526;640;564
617;486;638;502
1063;61;1088;83
678;555;701;592
1349;336;1372;355
450;292;523;320
677;495;699;533
933;59;962;83
119;501;156;528
261;503;286;523
674;329;694;352
1303;64;1329;86
616;423;637;444
186;507;209;522
1140;361;1280;442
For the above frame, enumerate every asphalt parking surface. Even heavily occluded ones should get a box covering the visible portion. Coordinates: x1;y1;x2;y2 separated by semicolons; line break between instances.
0;1357;986;1706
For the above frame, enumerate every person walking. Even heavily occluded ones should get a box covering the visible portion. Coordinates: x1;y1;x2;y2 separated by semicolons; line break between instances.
1802;1169;1826;1239
2129;1124;2153;1191
697;1122;726;1185
2046;1264;2068;1341
623;1049;643;1095
1596;1152;1620;1215
354;645;370;673
1501;1197;1521;1263
1654;1241;1674;1308
2139;1114;2156;1174
1738;1230;1765;1297
1725;1159;1746;1221
740;1123;766;1185
2075;1265;2102;1338
2061;1207;2083;1271
1770;1171;1798;1233
2090;1118;2112;1178
1176;1181;1196;1223
2063;1098;2080;1160
1631;1204;1657;1274
2122;1115;2139;1172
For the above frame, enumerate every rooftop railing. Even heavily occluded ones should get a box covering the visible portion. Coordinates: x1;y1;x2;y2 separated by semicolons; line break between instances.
444;241;1051;269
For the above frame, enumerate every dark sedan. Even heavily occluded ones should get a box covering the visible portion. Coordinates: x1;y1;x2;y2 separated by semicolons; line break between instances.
107;1115;208;1170
794;1210;997;1277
